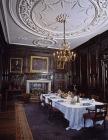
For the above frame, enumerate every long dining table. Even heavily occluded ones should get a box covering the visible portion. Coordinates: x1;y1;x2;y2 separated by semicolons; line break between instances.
41;93;103;130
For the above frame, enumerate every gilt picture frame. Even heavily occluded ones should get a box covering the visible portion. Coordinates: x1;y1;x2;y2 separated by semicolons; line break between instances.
10;58;23;73
56;60;65;69
30;56;48;73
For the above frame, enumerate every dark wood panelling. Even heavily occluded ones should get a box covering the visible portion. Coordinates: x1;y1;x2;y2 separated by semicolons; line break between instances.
73;30;108;101
1;22;108;102
0;44;67;94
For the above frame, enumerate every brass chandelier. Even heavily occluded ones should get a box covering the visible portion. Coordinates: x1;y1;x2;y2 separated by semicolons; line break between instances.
53;14;76;68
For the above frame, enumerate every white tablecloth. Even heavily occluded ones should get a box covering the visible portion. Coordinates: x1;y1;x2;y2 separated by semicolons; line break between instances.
41;94;103;130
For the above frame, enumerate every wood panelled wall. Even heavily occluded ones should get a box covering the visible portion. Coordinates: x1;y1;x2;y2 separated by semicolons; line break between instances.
0;45;68;94
72;31;108;101
0;23;108;102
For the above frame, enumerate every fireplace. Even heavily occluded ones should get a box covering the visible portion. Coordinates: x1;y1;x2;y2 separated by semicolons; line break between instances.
26;79;51;94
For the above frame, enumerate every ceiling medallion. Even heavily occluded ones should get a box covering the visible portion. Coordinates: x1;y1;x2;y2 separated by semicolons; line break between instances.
9;0;108;39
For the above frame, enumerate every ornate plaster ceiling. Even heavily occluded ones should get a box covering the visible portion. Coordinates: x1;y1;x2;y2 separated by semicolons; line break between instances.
1;0;108;49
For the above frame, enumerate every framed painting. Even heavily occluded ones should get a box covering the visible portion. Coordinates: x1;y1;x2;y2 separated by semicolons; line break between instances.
56;60;65;69
30;56;48;73
10;58;23;73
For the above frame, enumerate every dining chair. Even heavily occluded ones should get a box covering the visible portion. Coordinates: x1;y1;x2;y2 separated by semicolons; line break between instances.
41;95;48;108
47;98;63;120
41;94;45;105
40;95;51;115
83;104;107;129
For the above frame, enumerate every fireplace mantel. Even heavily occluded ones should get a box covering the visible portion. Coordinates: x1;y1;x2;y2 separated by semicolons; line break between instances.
26;79;51;93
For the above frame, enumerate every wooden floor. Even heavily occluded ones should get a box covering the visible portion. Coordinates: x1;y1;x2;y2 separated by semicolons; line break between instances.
0;101;108;140
0;105;16;140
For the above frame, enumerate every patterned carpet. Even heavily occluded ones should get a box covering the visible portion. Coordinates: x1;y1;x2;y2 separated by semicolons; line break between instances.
23;102;108;140
15;103;33;140
1;102;108;140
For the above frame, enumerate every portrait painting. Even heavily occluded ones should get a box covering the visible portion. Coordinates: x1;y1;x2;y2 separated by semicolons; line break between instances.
10;58;23;73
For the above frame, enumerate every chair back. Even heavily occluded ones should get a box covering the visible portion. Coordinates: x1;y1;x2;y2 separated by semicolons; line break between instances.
47;98;52;106
42;95;45;102
94;104;107;121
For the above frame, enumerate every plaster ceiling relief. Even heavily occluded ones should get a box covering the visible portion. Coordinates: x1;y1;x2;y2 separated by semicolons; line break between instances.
33;38;57;48
16;0;108;37
7;0;108;48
